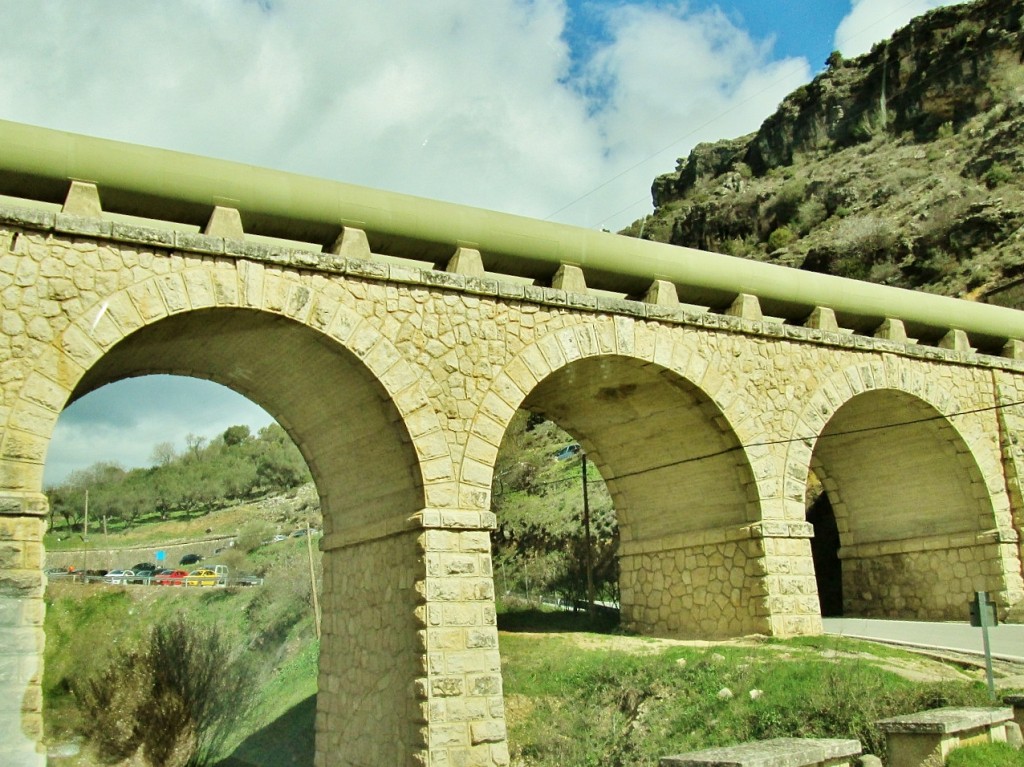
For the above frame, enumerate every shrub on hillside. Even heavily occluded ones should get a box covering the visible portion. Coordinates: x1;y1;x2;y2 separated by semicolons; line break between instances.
72;616;255;767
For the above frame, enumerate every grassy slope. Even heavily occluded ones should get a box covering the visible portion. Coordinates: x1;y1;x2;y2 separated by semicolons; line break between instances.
41;489;1018;767
45;576;1011;767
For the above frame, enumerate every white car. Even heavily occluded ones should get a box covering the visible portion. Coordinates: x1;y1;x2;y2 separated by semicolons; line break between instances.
104;569;135;585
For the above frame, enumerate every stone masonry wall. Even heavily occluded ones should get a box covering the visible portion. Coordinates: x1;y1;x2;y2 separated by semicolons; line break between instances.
317;529;426;767
419;524;508;766
619;523;819;639
841;535;1022;620
620;537;769;638
0;503;46;767
317;521;507;767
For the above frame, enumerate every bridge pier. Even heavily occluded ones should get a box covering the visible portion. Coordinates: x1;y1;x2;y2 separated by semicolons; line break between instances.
316;513;507;767
0;492;47;767
619;521;821;639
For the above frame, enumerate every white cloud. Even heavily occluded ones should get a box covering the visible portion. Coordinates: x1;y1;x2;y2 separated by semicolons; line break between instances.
0;0;808;229
834;0;971;57
3;0;814;480
44;377;272;486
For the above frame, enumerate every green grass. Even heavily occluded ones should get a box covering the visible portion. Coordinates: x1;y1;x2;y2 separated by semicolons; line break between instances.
44;561;1000;767
947;743;1024;767
499;629;994;765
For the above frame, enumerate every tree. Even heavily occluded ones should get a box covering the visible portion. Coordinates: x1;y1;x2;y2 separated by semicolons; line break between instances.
151;441;177;468
184;433;206;460
221;424;251;447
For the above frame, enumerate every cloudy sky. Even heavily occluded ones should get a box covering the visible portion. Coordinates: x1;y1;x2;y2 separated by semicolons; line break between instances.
0;0;965;485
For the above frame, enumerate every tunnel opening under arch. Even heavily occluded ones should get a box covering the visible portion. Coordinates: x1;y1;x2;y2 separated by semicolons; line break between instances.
805;486;843;617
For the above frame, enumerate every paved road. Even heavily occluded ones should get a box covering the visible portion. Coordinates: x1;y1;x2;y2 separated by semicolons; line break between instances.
823;617;1024;663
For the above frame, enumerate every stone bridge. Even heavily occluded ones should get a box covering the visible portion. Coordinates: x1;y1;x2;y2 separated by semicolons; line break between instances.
1;120;1023;766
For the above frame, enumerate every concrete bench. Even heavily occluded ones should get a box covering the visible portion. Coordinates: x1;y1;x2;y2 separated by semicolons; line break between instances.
660;737;862;767
875;707;1014;767
1004;695;1024;733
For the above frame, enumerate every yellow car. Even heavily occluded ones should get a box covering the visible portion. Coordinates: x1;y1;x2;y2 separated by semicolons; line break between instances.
184;568;219;587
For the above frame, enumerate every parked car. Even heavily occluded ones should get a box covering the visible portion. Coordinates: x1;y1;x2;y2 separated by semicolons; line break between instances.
554;443;581;461
153;569;188;586
179;553;202;565
184;568;220;587
271;534;288;543
104;569;134;585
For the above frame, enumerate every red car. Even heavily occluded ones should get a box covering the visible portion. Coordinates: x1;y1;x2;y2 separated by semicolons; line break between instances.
153;569;188;586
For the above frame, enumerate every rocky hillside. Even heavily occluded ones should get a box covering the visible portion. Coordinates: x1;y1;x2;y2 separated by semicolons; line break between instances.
624;0;1024;303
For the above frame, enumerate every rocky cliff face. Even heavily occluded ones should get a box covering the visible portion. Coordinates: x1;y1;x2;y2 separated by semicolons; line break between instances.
629;0;1024;302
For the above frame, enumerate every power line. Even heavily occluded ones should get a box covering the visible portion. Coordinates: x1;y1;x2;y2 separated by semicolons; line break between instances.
492;396;1024;497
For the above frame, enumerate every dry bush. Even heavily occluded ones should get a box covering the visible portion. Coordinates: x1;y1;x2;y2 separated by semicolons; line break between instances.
72;616;255;767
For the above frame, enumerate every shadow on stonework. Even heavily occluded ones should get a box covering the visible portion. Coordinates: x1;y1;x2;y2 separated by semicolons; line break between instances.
215;695;316;767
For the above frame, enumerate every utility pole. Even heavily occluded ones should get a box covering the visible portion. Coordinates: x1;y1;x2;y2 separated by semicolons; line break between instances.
306;520;321;641
581;453;595;618
83;488;88;541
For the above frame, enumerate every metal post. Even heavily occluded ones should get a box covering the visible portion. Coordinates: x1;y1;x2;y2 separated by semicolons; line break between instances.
582;452;595;618
306;521;321;641
976;591;996;700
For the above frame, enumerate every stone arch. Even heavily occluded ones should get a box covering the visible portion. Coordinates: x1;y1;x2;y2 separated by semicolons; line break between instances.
786;360;1022;620
1;264;454;765
464;317;780;637
3;266;451;518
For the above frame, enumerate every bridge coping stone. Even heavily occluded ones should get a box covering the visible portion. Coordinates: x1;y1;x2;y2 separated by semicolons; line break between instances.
659;737;862;767
2;202;1024;373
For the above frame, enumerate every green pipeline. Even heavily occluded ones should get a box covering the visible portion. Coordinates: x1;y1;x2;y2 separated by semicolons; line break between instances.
1;118;1022;350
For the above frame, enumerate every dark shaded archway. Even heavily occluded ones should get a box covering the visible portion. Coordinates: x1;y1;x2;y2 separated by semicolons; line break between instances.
806;492;842;616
